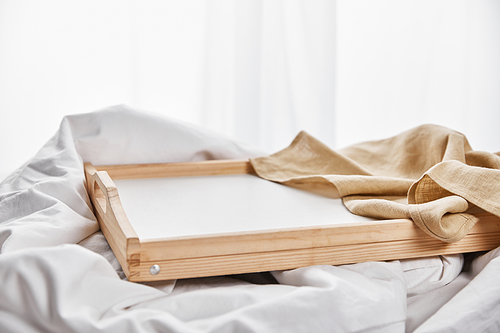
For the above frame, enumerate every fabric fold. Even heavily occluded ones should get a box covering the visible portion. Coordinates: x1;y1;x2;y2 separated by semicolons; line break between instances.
251;124;500;242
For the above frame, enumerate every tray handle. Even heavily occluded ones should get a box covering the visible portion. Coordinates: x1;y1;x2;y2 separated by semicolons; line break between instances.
85;163;116;214
84;162;139;240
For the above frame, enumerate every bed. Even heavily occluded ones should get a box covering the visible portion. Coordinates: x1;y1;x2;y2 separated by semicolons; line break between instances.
1;105;499;332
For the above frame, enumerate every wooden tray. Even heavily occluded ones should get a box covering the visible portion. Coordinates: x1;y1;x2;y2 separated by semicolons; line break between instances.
84;160;500;282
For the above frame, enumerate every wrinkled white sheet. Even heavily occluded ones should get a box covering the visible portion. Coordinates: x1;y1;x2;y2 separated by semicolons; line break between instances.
0;105;499;332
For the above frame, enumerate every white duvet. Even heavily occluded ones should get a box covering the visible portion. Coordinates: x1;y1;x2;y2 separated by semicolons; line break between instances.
1;105;499;332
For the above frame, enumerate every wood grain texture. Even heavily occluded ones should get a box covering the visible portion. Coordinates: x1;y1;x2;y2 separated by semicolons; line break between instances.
85;160;500;282
95;159;254;179
136;213;500;262
129;230;500;281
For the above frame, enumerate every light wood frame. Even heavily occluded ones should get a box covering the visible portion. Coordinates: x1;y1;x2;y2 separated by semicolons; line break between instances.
84;160;500;282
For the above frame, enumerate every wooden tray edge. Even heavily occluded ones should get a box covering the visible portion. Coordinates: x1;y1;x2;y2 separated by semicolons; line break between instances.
85;160;500;281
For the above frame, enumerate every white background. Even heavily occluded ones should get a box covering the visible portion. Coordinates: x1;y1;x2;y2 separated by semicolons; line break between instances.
1;0;499;179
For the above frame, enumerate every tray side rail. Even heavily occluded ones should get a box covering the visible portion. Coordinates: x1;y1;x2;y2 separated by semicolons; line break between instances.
94;159;254;180
84;163;140;278
132;228;500;281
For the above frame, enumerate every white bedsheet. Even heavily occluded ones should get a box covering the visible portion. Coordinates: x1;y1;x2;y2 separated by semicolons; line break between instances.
1;105;499;332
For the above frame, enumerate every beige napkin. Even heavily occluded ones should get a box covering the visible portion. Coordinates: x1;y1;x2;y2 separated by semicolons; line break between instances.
250;125;500;242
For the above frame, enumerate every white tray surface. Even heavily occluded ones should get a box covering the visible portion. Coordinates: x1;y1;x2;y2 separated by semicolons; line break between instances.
114;174;375;240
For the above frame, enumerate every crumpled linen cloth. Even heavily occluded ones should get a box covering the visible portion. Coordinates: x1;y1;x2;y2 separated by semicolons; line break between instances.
250;126;500;242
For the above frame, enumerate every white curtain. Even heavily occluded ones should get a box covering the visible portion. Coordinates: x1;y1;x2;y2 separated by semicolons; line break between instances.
202;0;335;151
335;0;500;150
1;0;499;178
